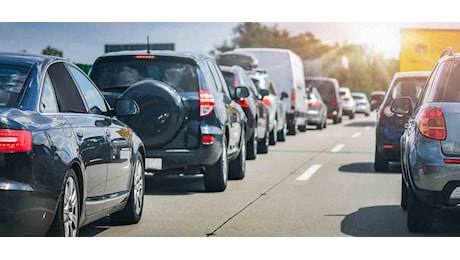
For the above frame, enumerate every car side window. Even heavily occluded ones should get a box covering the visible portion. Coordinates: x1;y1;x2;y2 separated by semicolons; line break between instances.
67;65;108;115
47;62;86;113
419;62;448;105
269;81;277;96
39;73;59;113
207;60;231;97
443;61;460;102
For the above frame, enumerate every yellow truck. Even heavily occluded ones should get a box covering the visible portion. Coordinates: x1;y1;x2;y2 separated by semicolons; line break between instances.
400;28;460;72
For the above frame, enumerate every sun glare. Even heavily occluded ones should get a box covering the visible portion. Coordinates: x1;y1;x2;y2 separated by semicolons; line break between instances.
348;23;401;58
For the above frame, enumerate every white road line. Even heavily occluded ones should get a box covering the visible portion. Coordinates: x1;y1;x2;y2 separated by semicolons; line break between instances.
331;144;345;153
352;132;362;138
296;164;322;181
365;126;371;130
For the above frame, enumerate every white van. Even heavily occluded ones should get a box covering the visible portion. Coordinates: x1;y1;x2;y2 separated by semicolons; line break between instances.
234;48;308;135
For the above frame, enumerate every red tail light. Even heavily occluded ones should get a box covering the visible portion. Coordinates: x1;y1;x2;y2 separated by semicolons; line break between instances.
418;108;446;140
342;96;350;101
262;97;271;106
135;55;155;59
332;97;337;106
308;101;320;108
0;129;32;152
291;89;295;110
200;90;215;117
202;135;215;145
238;98;250;108
444;159;460;164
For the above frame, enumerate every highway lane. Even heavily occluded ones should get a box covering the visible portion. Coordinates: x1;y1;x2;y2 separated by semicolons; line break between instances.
80;112;460;237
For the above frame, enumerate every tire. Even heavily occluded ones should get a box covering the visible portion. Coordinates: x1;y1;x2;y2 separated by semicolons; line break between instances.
277;119;287;142
246;129;257;160
110;153;145;224
287;123;296;135
269;119;277;145
298;124;307;132
349;113;355;119
257;127;269;154
316;122;323;130
374;146;389;172
229;129;246;180
47;169;80;237
333;116;339;124
407;187;433;232
365;113;370;117
401;174;408;210
204;135;228;192
323;120;327;129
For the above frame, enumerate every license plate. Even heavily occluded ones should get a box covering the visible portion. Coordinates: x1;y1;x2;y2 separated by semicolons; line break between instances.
145;158;162;170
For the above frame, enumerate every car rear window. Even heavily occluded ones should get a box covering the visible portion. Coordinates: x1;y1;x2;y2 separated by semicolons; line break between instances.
390;77;427;100
306;80;335;101
89;56;199;93
0;64;29;107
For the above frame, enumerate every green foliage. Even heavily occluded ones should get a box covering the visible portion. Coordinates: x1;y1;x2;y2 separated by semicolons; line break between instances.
212;22;399;93
41;45;63;57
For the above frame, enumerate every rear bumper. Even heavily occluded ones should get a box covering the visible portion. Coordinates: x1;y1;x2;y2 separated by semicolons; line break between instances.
0;186;56;236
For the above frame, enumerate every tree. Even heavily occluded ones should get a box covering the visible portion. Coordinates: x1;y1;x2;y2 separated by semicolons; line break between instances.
41;45;63;57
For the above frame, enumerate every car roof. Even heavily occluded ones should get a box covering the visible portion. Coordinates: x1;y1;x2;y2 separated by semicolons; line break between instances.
98;50;212;61
0;52;61;67
305;76;339;83
393;71;431;79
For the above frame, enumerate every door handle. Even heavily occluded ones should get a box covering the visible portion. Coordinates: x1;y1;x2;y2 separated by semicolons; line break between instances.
75;130;83;139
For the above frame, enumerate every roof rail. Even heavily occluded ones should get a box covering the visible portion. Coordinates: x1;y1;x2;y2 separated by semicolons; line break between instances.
440;47;454;58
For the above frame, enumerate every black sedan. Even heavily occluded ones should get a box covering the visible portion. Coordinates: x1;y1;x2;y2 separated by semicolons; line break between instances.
0;52;145;236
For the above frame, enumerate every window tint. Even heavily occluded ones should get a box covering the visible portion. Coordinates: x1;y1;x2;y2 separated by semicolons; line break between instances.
0;64;29;107
40;73;59;113
418;65;445;105
48;62;86;113
67;65;108;115
391;77;427;101
306;80;336;103
208;60;231;97
443;62;460;102
90;57;199;93
222;71;236;96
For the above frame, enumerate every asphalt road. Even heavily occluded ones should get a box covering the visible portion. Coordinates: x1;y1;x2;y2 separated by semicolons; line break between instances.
79;111;460;237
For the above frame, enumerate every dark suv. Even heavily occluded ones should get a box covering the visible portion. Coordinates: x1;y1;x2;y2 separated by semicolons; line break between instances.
393;47;460;232
89;50;249;192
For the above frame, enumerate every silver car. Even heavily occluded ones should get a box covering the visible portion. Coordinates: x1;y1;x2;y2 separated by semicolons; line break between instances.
351;92;371;116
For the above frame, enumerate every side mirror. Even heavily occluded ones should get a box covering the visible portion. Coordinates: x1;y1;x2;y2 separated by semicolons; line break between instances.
235;86;250;99
259;89;270;97
390;97;412;116
280;92;289;100
115;99;139;116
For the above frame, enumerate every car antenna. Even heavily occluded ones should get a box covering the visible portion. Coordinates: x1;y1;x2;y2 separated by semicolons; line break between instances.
147;36;151;54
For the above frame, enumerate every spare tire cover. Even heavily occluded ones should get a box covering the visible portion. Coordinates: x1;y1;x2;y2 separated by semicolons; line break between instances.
119;80;185;148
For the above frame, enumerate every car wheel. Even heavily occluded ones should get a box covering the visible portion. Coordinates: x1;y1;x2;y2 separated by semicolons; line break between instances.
298;124;307;132
365;112;370;117
316;122;322;130
287;123;296;135
257;126;269;154
110;153;145;224
323;119;327;129
277;119;287;142
47;169;80;237
349;112;355;119
269;119;277;145
374;146;389;171
246;128;257;160
401;174;408;210
229;128;246;180
407;187;433;232
204;135;228;192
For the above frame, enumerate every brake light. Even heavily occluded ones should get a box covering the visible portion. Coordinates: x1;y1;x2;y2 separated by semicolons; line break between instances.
342;96;350;101
135;55;155;59
291;89;295;110
200;90;215;117
0;129;32;152
308;101;320;108
332;97;337;106
238;98;250;108
418;108;446;140
444;159;460;164
202;135;215;145
262;97;271;106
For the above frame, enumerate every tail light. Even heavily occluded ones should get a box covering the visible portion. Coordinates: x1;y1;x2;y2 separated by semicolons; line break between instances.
342;96;350;101
262;97;271;106
238;98;250;108
200;90;215;117
291;89;296;110
0;129;32;152
202;135;215;145
308;101;320;108
418;108;446;140
135;55;155;59
332;97;337;106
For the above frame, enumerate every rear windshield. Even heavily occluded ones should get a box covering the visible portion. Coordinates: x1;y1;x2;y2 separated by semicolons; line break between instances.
89;57;199;93
390;77;427;100
0;64;29;107
306;80;336;101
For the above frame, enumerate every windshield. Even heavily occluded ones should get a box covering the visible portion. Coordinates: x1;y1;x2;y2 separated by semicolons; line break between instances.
306;80;336;102
89;58;199;93
0;64;29;107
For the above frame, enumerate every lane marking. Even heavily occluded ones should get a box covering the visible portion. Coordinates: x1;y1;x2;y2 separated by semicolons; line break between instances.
296;164;322;181
352;132;362;138
331;144;345;153
365;126;371;130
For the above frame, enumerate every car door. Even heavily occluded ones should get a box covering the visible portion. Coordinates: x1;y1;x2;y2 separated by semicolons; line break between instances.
47;62;109;216
66;65;133;210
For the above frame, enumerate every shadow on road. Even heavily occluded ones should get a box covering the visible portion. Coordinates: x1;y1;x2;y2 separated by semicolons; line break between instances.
339;205;460;237
144;175;207;195
339;162;401;174
343;121;376;127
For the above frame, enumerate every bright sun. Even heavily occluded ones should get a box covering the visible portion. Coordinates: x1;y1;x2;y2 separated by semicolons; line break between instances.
348;23;401;58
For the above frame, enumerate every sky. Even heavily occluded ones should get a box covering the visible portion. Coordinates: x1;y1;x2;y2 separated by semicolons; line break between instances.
3;22;460;64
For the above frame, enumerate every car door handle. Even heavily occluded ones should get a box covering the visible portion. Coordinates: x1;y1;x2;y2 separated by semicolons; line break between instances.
75;130;83;139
